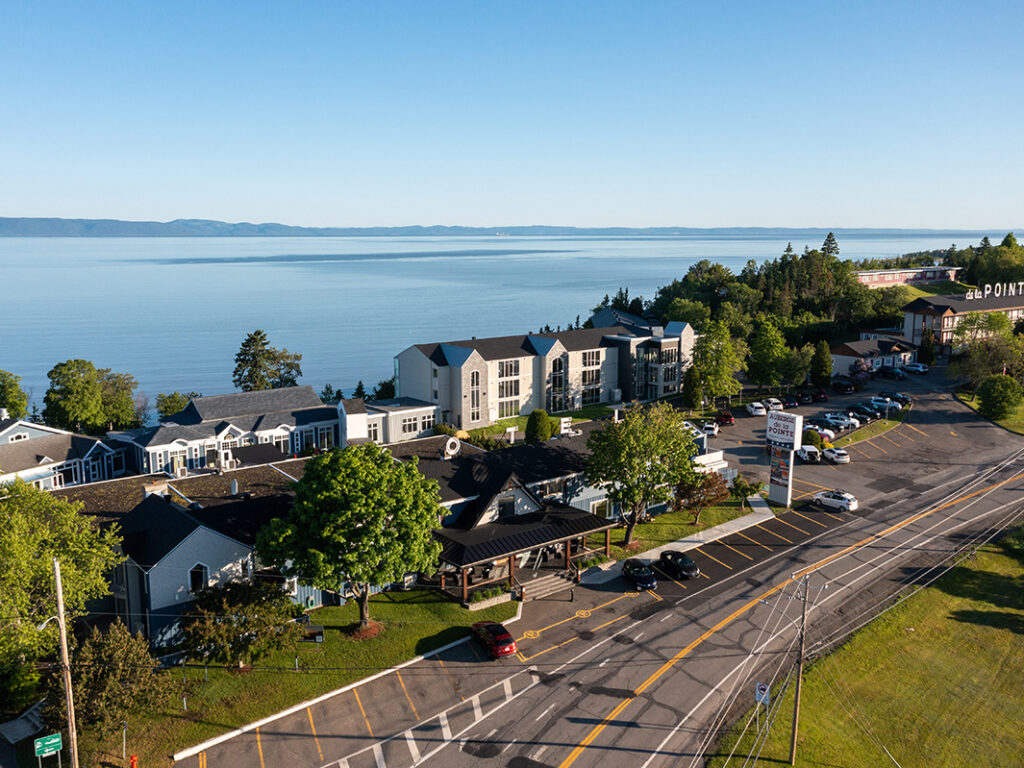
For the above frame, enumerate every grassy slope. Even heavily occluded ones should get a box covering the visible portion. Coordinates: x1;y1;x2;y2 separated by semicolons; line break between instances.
957;390;1024;435
901;280;975;300
706;529;1024;768
67;590;517;768
467;404;612;439
833;403;909;447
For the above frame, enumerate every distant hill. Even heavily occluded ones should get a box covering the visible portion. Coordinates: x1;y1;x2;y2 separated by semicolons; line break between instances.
0;217;995;238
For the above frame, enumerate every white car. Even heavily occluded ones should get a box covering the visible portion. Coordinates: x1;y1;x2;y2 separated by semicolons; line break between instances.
869;397;901;411
822;447;851;464
903;362;929;374
797;445;821;463
820;415;852;431
702;421;720;436
763;397;784;411
805;424;836;441
813;489;859;512
746;402;767;416
825;412;860;429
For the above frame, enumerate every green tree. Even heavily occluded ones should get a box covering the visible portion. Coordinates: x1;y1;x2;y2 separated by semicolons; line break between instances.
369;377;396;401
821;232;840;258
664;297;711;329
691;320;742;406
99;369;141;430
977;374;1023;420
0;369;29;419
233;330;304;391
951;312;1015;394
782;343;815;389
1000;233;1017;249
918;332;936;366
729;474;764;510
585;402;699;546
525;409;555;443
155;391;200;420
271;347;303;388
353;381;368;400
680;365;703;413
319;384;339;404
180;581;302;666
802;429;823;450
43;359;105;432
810;340;833;388
674;470;729;526
746;320;788;390
257;444;442;626
0;482;122;709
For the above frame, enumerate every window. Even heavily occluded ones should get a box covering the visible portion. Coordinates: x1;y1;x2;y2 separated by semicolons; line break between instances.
498;496;515;519
660;348;678;365
301;431;316;450
8;432;28;442
241;558;250;579
498;359;520;378
582;350;601;367
189;563;209;593
498;379;520;398
402;416;418;434
582;387;601;406
433;389;439;400
549;357;565;412
422;412;435;430
582;369;601;387
591;499;611;518
273;433;289;453
318;425;334;448
367;420;380;443
470;370;481;422
221;437;238;450
499;400;519;419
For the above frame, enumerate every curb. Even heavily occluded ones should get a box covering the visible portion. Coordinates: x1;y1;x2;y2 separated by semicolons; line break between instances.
172;599;524;762
834;401;912;448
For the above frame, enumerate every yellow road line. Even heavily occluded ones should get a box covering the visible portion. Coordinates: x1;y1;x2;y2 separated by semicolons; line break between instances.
849;445;872;459
756;524;792;544
199;753;206;768
824;511;844;522
652;564;687;589
353;689;375;738
556;469;1024;768
518;594;629;640
466;639;486;662
396;670;420;720
694;548;733;570
791;477;833;491
793;490;815;500
897;429;916;442
521;636;578;662
866;440;889;454
256;728;265;768
880;433;902;447
905;422;929;437
734;531;773;551
719;541;754;561
593;614;629;632
788;508;828;528
774;516;808;535
306;707;324;761
437;658;464;701
649;590;663;601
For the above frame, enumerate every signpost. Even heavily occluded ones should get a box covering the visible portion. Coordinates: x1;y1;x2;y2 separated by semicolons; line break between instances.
765;411;802;507
35;733;62;767
755;682;770;732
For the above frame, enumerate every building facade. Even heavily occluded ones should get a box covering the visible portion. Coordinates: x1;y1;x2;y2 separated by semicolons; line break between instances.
855;266;961;288
902;289;1024;347
0;418;123;489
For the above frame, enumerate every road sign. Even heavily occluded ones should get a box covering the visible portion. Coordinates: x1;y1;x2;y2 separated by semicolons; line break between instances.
755;682;770;705
34;733;62;757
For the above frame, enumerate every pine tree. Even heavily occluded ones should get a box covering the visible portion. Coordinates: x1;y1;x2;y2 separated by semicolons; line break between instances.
810;340;833;388
821;232;840;257
747;320;788;390
353;381;368;400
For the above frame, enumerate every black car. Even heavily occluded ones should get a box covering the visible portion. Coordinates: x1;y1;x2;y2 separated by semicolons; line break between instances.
853;403;883;419
831;378;854;394
622;558;658;590
781;394;799;408
659;550;701;580
796;389;814;404
877;366;906;380
846;406;874;423
880;390;912;405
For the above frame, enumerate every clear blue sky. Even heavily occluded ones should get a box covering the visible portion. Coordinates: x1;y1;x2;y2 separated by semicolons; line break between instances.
2;1;1021;228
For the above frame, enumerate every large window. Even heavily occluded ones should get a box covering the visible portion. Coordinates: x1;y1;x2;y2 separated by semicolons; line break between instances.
498;379;520;398
272;433;289;453
189;563;209;593
367;420;380;443
318;425;334;449
549;357;565;412
582;388;601;406
499;400;519;419
582;350;601;367
470;370;481;422
582;369;601;387
498;359;520;378
421;412;436;430
591;499;611;518
660;348;678;365
402;417;419;434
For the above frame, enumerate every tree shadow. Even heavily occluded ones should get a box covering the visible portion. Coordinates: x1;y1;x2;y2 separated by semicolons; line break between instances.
948;609;1024;635
929;565;1024;612
414;627;468;655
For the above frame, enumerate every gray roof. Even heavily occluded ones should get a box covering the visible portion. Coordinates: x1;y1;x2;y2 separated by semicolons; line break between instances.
0;418;19;435
120;494;201;569
832;337;916;359
341;398;366;415
903;292;1024;315
109;423;217;448
171;386;325;424
0;432;105;474
589;306;651;334
415;326;629;366
366;397;436;413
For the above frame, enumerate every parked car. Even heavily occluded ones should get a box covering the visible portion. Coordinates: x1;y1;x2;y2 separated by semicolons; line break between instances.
853;403;883;420
702;421;720;436
805;424;836;442
822;447;851;464
812;489;859;512
716;410;735;426
880;391;912;406
797;389;814;404
820;414;853;431
831;378;854;394
658;550;701;579
825;411;860;429
622;558;658;590
869;396;901;411
764;397;784;411
877;365;907;380
845;407;872;423
903;362;929;374
797;445;821;463
746;401;767;416
781;394;799;408
471;621;518;659
812;388;829;402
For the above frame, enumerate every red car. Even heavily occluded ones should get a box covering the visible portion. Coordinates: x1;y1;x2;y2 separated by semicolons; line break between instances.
471;621;517;659
813;389;830;401
715;410;735;426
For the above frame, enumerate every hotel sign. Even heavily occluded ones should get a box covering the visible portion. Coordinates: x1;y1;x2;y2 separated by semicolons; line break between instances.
765;411;803;451
965;283;1024;300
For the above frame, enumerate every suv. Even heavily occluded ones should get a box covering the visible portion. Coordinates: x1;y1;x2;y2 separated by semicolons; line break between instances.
831;378;855;394
622;559;658;590
781;394;799;408
797;445;821;463
763;397;784;411
903;362;928;374
746;402;767;416
877;365;906;380
880;391;912;406
716;410;735;426
812;489;859;512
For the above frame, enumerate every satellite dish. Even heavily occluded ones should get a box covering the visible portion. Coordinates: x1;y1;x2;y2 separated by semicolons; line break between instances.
444;436;461;458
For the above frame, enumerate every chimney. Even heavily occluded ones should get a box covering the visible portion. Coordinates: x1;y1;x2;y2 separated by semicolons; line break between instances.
230;479;238;496
0;407;8;420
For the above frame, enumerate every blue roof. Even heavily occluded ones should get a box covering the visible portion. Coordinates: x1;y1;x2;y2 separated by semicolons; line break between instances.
526;335;558;356
438;343;477;367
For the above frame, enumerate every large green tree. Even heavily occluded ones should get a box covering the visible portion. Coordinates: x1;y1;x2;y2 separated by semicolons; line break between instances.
746;320;788;390
951;312;1016;394
680;365;703;413
691;320;742;406
674;470;729;526
918;331;936;366
977;374;1023;420
0;369;29;419
257;444;442;626
233;330;303;391
368;376;396;401
810;340;833;388
664;297;711;329
0;482;122;708
155;391;201;420
782;343;815;389
98;369;142;430
585;401;699;546
525;409;555;443
42;359;105;432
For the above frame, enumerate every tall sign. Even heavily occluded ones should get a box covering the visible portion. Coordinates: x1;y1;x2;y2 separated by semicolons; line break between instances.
766;411;802;507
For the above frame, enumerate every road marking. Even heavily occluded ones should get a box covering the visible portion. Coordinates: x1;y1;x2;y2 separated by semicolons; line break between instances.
395;670;420;720
306;708;324;761
520;636;578;662
694;547;733;570
405;731;422;763
866;439;889;454
503;677;513;700
897;428;916;442
660;613;672;622
439;712;452;741
824;510;844;521
256;728;265;768
951;430;958;436
598;658;609;667
372;743;384;768
791;477;832;491
502;739;517;753
555;468;1024;768
788;508;828;528
634;632;644;641
466;639;486;662
905;422;929;437
652;563;687;589
353;689;375;738
535;703;555;722
437;658;463;701
756;524;792;544
516;593;629;640
734;530;772;551
649;590;663;601
198;753;206;768
593;614;628;632
719;540;754;561
472;695;483;721
849;444;872;459
534;746;549;760
880;433;902;447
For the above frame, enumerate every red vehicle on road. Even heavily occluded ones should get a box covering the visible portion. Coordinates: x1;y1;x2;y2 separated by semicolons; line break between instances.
471;621;518;659
715;410;735;426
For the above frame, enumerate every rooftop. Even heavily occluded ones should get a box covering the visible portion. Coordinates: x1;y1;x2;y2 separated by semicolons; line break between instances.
414;326;629;365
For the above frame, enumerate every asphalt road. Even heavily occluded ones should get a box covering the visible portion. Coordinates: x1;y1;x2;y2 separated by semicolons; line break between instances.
176;371;1024;768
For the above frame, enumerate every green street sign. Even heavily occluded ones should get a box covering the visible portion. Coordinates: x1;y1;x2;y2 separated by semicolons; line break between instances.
34;733;61;757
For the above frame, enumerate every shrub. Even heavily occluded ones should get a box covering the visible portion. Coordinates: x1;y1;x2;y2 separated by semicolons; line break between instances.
433;423;456;436
470;584;510;603
802;429;823;449
977;374;1023;420
525;409;555;442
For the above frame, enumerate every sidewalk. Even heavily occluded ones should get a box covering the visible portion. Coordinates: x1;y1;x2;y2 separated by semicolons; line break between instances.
582;495;775;584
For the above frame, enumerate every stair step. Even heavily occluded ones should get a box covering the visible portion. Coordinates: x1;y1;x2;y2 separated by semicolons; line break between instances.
521;572;575;600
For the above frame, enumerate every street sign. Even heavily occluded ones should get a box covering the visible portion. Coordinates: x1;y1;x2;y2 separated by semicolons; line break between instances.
34;733;62;757
755;682;770;705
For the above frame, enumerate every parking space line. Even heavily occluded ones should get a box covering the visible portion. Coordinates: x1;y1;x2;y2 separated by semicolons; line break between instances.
719;541;754;561
652;564;687;589
734;531;772;551
353;689;375;738
880;433;902;447
792;490;815;500
896;429;916;442
866;440;889;454
594;614;629;632
773;516;808;535
521;636;578;662
694;548;733;570
756;524;792;544
905;422;929;437
823;511;844;521
306;707;324;761
466;639;486;663
395;671;420;720
437;658;464;701
405;731;422;763
256;728;265;768
849;445;872;459
791;478;833;491
788;508;828;528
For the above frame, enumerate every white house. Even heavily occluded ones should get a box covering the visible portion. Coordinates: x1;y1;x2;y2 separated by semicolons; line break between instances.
0;417;123;489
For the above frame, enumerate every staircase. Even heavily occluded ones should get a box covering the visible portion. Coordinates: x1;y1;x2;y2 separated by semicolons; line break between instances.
519;570;575;601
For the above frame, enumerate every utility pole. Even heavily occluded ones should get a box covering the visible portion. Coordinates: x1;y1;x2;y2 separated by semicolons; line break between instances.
789;574;809;765
53;559;80;768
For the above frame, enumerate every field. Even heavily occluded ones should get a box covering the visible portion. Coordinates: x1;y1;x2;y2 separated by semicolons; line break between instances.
957;390;1024;435
901;280;974;300
706;527;1024;768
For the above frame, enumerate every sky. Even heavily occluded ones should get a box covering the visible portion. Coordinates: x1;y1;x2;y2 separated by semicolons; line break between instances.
1;1;1022;229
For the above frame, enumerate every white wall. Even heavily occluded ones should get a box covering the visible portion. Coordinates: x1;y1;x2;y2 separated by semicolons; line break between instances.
147;528;251;613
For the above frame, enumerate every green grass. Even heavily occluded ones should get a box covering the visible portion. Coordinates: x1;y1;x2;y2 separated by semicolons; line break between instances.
591;498;748;561
833;403;910;447
957;389;1024;434
466;404;613;440
706;528;1024;768
59;590;516;768
901;280;974;300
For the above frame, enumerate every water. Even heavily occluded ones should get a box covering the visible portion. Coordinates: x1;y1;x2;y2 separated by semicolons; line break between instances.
0;233;979;407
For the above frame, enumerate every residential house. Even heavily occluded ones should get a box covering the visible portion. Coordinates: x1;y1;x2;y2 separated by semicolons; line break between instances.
830;336;917;376
0;417;123;489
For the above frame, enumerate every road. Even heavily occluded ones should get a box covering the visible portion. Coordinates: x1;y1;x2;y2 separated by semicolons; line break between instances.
176;373;1024;768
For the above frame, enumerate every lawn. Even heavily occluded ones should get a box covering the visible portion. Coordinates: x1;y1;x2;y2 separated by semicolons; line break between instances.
54;590;516;768
466;403;613;440
957;390;1024;434
591;498;748;561
706;527;1024;768
901;280;975;300
833;403;910;447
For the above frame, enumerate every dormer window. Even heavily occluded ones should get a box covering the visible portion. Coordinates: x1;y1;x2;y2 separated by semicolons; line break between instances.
189;563;209;593
8;432;28;442
498;496;515;519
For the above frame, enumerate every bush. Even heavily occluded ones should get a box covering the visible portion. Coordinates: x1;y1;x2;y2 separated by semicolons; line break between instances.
802;429;823;449
977;374;1023;420
525;409;556;442
470;584;509;603
433;423;456;436
577;554;610;570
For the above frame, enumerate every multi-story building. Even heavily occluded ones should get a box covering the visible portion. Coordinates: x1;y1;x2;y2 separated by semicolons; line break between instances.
0;414;123;489
855;265;961;288
902;288;1024;348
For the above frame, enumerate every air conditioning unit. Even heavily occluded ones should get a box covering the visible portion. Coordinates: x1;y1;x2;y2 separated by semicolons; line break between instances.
175;467;188;479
